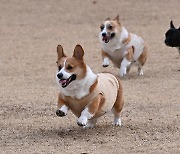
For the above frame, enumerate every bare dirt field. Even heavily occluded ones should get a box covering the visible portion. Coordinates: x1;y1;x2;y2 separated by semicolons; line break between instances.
0;0;180;153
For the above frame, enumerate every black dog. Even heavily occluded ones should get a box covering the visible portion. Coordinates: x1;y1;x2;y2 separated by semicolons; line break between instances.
164;21;180;55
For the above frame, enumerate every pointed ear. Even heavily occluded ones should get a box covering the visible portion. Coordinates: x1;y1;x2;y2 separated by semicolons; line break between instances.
105;17;110;21
170;20;175;29
114;14;119;21
113;14;120;24
73;44;84;60
57;45;66;63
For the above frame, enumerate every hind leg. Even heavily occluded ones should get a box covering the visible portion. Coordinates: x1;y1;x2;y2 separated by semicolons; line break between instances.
111;79;124;126
120;58;131;76
137;63;144;75
120;47;134;76
112;108;122;126
137;44;147;75
126;62;133;74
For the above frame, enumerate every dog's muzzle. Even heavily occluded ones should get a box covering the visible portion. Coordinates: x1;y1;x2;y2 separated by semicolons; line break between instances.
102;32;115;43
57;73;76;88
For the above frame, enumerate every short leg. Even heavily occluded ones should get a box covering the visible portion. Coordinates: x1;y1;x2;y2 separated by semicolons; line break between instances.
77;94;104;127
102;57;110;67
120;58;131;76
111;78;124;126
101;50;110;67
137;63;143;75
126;63;133;74
123;46;134;75
56;105;68;117
137;44;147;75
56;94;68;117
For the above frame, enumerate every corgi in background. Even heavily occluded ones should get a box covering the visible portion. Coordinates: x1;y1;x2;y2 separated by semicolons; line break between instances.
99;15;147;76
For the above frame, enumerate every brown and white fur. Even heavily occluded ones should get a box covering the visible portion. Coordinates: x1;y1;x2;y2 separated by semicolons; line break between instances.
99;15;147;76
55;44;124;128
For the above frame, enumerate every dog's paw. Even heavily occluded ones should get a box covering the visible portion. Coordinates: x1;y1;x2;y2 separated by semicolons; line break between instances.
56;110;66;117
102;64;109;67
77;117;88;127
120;67;127;77
138;69;143;76
113;118;122;126
102;58;110;67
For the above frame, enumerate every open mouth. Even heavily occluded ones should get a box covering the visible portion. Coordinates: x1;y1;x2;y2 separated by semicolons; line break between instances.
102;33;115;43
102;36;110;43
59;74;76;88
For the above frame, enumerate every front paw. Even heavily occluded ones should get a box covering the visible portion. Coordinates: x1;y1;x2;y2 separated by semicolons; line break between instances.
102;64;109;67
120;67;127;77
56;110;66;117
77;116;88;127
102;58;110;67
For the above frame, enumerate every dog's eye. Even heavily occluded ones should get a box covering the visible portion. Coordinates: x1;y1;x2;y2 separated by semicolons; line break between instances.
58;65;62;71
67;65;73;70
100;25;104;31
108;25;113;30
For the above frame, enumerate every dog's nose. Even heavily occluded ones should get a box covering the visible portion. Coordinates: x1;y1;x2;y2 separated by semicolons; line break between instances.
102;33;106;37
57;73;63;79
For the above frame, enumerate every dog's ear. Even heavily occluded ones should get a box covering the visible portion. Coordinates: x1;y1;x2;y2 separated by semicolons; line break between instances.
170;20;175;29
57;45;66;63
73;44;84;61
113;14;120;24
105;17;110;21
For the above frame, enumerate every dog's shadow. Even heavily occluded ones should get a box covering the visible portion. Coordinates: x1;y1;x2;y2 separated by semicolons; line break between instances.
37;124;125;140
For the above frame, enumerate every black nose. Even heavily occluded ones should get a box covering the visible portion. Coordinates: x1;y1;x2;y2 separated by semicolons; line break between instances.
57;73;63;79
102;33;106;37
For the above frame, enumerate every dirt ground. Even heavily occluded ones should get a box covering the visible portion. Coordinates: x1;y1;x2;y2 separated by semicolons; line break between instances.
0;0;180;153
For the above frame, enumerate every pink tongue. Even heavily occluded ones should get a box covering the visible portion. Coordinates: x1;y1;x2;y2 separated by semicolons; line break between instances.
59;79;67;84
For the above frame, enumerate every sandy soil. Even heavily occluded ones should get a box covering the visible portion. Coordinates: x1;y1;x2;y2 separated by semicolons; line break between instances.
0;0;180;153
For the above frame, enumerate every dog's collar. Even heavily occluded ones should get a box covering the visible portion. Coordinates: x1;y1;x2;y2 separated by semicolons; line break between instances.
122;33;131;45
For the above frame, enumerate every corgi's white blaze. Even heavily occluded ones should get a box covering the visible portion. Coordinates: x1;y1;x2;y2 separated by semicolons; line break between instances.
60;59;72;79
78;108;93;126
57;65;97;99
101;21;108;35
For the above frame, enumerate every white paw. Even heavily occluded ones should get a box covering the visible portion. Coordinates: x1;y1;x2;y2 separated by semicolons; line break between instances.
138;69;143;76
77;116;88;127
113;118;122;126
120;67;127;76
102;58;110;67
56;105;68;117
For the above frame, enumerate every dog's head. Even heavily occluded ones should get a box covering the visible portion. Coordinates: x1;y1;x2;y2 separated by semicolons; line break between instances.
99;15;122;43
56;44;86;88
165;21;180;47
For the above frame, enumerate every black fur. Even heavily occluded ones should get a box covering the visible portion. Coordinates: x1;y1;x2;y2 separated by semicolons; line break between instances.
164;21;180;47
